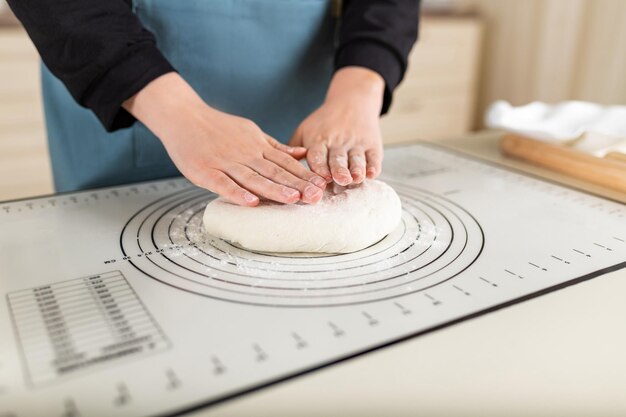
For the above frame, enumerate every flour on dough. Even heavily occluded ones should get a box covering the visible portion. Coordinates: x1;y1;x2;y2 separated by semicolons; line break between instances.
202;180;402;253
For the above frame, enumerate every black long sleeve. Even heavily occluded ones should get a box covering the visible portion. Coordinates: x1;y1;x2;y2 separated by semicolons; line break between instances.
337;0;420;114
7;0;419;131
6;0;174;131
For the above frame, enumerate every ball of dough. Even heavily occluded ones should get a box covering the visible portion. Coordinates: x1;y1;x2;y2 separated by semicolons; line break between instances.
202;180;402;253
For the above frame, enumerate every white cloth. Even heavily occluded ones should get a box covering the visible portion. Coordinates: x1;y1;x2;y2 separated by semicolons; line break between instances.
485;100;626;157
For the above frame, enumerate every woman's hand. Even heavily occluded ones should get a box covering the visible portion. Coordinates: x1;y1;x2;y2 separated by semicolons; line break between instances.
123;73;326;207
289;67;385;186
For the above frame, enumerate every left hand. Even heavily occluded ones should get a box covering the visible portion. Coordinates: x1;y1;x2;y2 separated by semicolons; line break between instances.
289;67;385;186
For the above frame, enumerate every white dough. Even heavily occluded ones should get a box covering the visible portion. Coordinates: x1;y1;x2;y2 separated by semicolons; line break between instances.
202;180;402;253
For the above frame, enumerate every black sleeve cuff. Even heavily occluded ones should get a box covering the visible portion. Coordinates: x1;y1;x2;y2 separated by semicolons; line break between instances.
82;44;175;132
335;40;404;115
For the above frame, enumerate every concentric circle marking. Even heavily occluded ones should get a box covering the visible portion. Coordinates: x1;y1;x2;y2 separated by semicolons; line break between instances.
120;181;484;307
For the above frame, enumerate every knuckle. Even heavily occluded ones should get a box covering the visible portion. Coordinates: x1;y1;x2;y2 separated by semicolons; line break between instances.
330;146;349;156
185;168;208;188
269;139;283;150
204;169;223;182
366;153;381;164
244;170;260;181
309;143;326;153
267;184;285;196
187;159;207;174
332;156;348;167
309;148;323;157
350;153;366;163
257;162;281;179
279;158;300;172
349;146;365;154
308;154;326;167
225;185;242;198
272;151;291;164
201;171;234;194
241;118;259;131
311;166;328;177
293;179;309;190
305;172;319;182
187;176;204;189
215;174;232;189
286;176;305;190
269;164;285;178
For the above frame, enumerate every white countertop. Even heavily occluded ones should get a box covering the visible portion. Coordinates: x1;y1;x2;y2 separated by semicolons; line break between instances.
194;132;626;417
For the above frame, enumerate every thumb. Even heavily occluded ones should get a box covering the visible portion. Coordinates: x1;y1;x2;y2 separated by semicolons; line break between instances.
265;134;307;159
286;128;307;160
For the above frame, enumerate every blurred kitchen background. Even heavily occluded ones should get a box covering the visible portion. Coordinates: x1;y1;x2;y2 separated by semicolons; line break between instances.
1;0;625;200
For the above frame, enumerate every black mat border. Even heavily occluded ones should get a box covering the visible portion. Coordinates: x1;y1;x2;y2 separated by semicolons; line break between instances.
155;260;626;417
1;141;624;416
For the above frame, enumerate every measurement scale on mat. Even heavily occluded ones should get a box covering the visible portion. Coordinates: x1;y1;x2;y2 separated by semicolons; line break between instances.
0;143;624;417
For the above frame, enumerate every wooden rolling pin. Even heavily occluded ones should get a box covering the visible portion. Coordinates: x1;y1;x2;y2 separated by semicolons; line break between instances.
500;134;626;194
605;151;626;164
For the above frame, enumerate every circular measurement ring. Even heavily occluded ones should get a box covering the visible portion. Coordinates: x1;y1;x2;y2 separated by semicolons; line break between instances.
120;181;484;307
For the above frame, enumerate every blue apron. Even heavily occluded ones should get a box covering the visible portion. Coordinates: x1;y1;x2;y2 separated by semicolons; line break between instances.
42;0;335;192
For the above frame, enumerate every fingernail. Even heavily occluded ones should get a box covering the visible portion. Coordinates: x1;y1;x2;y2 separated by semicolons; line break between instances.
311;177;326;188
367;167;377;177
282;187;300;199
243;192;258;203
333;175;351;186
287;146;305;154
318;168;332;182
304;184;322;200
336;169;353;185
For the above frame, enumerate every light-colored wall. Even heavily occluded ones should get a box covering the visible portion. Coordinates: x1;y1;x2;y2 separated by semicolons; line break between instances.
457;0;626;126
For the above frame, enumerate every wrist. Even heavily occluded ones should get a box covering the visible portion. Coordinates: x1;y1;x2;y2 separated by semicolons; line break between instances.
122;72;213;144
325;67;385;114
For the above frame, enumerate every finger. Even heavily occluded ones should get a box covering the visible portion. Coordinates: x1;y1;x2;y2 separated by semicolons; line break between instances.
228;164;301;204
249;159;323;204
348;147;367;183
264;148;327;190
306;144;332;182
365;148;383;179
265;134;306;159
328;147;353;186
196;168;259;207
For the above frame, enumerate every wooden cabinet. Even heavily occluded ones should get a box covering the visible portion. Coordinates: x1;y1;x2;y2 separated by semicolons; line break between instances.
381;15;483;144
0;28;52;200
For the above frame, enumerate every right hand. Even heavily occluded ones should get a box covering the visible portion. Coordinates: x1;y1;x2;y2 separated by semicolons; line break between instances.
123;73;327;207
